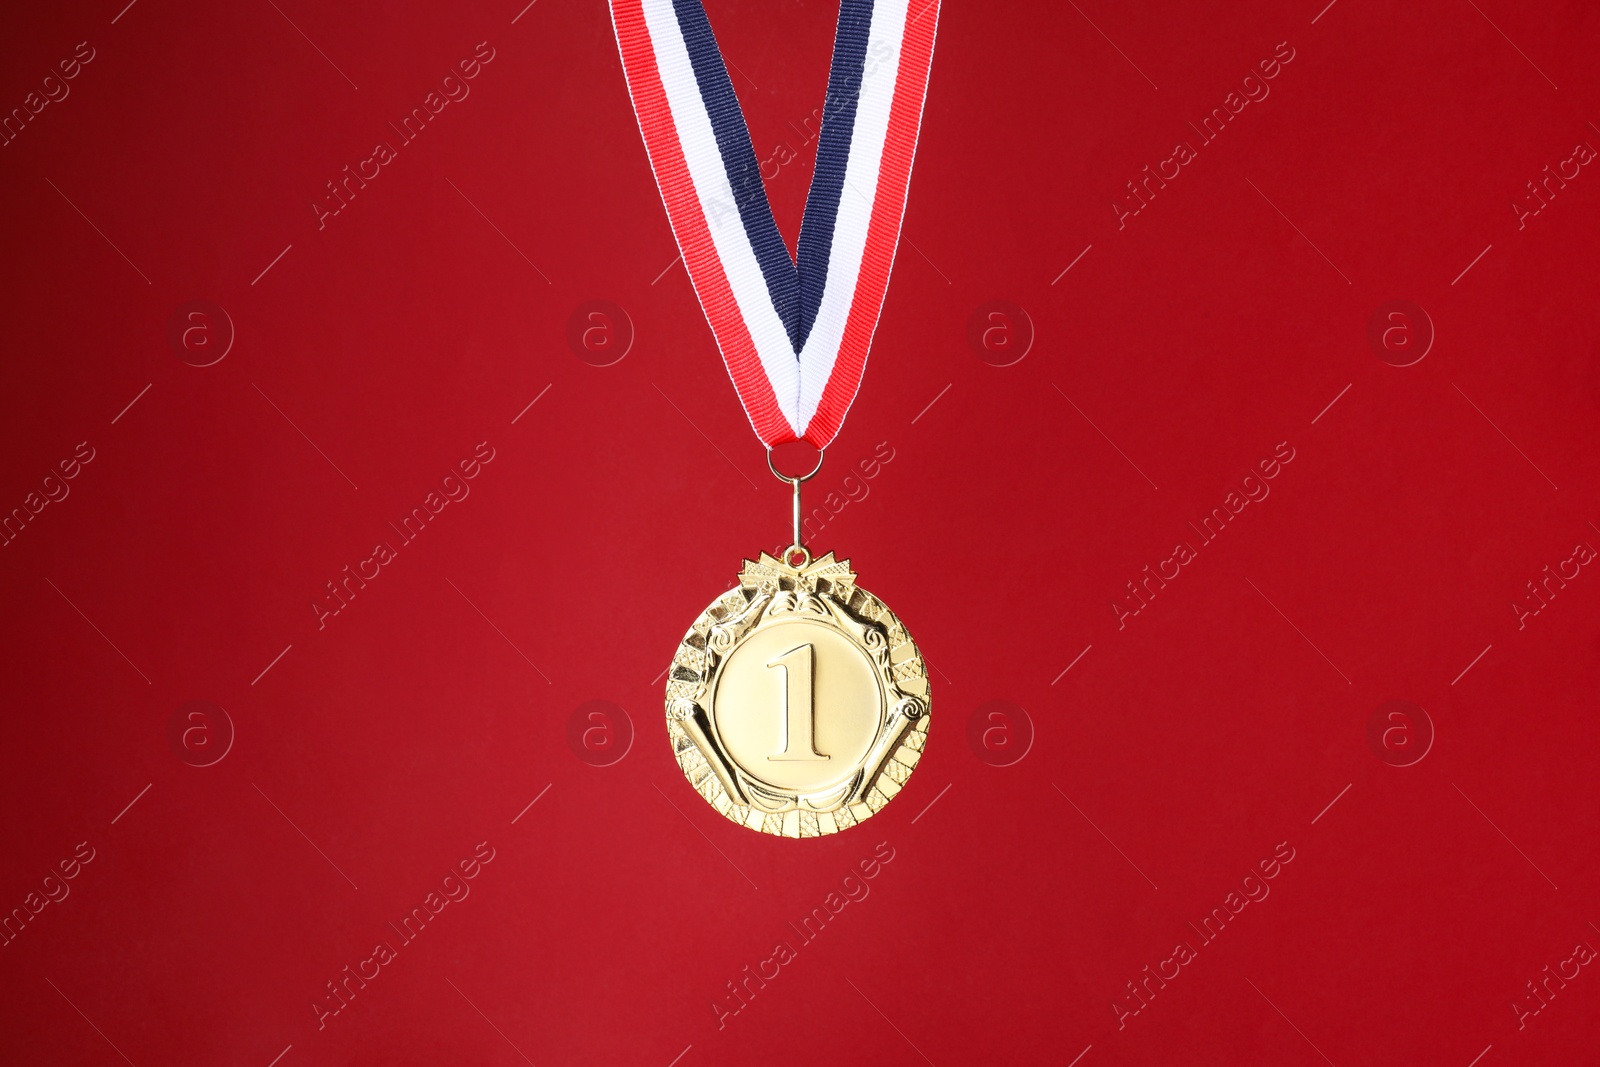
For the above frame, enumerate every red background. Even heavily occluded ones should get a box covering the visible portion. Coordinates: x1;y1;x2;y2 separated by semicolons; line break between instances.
2;1;1598;1064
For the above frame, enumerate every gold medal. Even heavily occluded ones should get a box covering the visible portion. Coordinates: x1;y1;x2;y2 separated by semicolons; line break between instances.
663;461;930;837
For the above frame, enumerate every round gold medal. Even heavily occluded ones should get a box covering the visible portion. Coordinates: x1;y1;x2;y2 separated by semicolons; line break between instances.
664;549;930;837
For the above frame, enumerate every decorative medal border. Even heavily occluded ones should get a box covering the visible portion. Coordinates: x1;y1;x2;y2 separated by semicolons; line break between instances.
609;0;942;448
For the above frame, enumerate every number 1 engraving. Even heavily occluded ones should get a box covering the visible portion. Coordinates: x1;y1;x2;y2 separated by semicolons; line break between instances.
766;643;829;761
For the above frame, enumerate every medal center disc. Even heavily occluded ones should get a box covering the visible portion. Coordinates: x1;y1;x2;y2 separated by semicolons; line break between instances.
711;618;882;794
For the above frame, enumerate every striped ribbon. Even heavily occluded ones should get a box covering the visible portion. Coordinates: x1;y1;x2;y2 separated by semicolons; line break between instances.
610;0;940;447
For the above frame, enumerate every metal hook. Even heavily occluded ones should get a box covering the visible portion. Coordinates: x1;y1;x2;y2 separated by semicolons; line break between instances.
765;447;826;484
790;476;803;553
767;448;824;565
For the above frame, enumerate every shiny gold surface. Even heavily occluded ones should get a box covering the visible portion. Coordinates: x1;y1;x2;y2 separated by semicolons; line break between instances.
664;551;930;837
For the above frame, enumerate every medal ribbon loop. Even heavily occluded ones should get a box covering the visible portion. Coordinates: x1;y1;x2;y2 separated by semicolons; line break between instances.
610;0;941;447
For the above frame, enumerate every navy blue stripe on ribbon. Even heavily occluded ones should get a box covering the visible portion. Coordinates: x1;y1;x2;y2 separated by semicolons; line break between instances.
795;0;873;350
670;0;875;355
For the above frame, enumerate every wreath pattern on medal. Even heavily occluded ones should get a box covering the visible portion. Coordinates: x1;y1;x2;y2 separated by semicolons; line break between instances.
664;552;931;837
